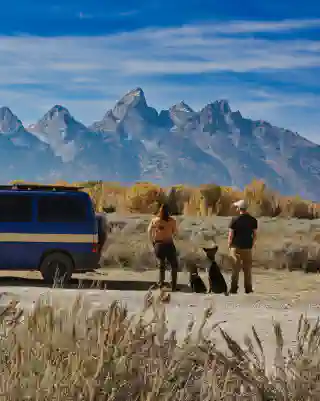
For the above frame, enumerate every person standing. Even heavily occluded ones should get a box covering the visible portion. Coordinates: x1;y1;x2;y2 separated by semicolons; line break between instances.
228;200;258;294
147;204;179;291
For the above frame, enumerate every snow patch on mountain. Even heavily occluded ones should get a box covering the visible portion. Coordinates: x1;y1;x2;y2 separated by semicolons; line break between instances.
29;129;77;162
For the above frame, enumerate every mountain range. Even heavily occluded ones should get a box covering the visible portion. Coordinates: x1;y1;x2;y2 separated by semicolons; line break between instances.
0;87;319;200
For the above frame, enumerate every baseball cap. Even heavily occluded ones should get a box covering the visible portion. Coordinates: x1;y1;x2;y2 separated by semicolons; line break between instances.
233;199;248;210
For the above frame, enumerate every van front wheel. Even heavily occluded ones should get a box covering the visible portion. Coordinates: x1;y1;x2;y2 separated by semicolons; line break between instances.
40;252;73;285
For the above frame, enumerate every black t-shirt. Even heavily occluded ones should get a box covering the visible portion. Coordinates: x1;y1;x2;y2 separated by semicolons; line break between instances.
229;213;258;249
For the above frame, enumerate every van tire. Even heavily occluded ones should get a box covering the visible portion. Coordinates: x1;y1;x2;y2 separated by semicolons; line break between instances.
40;252;73;285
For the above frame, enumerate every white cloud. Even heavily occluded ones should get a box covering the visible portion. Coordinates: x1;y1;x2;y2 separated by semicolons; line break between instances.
0;19;318;141
191;18;320;34
0;19;319;84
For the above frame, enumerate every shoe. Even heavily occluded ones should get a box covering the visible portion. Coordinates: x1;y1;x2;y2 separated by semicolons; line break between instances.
229;288;238;294
245;288;254;294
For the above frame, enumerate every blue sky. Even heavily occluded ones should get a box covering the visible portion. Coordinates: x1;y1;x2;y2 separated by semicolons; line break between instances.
1;0;320;143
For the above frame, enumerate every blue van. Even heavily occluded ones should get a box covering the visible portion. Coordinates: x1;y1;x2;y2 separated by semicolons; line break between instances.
0;184;101;283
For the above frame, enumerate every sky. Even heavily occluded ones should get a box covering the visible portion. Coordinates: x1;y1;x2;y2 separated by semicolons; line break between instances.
0;0;320;143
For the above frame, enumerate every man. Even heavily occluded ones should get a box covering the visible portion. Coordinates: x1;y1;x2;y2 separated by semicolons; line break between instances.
228;200;257;294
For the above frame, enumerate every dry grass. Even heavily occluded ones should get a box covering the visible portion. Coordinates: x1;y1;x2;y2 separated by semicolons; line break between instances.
0;291;319;400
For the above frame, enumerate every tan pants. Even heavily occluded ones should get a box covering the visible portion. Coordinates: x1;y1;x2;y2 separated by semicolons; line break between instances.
229;248;253;292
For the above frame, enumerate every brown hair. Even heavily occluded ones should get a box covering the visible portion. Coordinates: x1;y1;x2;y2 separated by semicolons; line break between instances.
158;203;170;221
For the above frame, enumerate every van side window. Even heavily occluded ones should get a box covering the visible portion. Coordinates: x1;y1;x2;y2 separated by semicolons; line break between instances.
0;195;33;222
38;195;87;223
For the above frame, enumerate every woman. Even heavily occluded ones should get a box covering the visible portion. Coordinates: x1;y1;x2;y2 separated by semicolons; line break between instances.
147;204;179;291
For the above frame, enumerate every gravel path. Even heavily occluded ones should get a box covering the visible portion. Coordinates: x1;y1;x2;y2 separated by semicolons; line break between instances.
1;268;320;373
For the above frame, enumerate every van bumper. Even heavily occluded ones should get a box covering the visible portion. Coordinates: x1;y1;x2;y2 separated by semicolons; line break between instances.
73;252;101;273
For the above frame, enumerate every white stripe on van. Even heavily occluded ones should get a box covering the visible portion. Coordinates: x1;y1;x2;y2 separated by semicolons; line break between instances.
0;233;98;243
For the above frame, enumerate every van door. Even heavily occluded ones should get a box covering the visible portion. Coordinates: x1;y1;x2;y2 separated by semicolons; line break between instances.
0;193;35;269
34;193;95;263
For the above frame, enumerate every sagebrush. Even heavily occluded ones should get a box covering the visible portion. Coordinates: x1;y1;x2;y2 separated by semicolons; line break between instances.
75;179;320;219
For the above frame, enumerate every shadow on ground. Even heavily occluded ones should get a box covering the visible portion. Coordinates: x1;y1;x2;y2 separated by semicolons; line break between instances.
0;276;191;292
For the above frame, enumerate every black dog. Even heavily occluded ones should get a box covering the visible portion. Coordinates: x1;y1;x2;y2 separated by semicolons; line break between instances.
189;271;207;293
203;246;229;296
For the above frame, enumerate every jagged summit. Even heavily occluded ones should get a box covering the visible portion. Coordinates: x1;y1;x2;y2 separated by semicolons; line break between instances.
39;105;72;122
50;104;70;114
169;101;197;129
0;106;14;117
204;100;232;114
27;104;88;163
115;87;147;109
170;101;194;113
90;87;159;133
0;106;24;133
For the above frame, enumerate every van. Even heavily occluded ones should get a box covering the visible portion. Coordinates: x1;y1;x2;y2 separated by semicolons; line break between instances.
0;184;101;283
95;212;108;254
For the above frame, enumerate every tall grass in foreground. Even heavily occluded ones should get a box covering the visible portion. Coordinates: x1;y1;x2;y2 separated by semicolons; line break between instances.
0;291;320;400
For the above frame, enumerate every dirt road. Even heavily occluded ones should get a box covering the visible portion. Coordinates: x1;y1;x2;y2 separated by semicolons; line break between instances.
0;269;319;372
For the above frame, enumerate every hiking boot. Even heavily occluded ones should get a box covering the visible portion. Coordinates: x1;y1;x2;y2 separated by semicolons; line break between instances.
229;286;238;294
159;268;165;288
171;269;178;292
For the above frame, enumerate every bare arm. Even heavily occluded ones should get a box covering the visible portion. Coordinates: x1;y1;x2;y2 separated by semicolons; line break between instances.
172;219;178;239
252;229;257;247
252;219;258;247
228;229;234;249
147;220;154;244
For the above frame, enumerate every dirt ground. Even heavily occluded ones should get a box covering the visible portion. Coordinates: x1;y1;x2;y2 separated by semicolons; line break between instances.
1;267;320;303
0;268;319;373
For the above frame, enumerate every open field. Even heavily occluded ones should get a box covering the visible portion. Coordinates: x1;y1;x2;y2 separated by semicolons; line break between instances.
103;213;320;272
0;210;319;398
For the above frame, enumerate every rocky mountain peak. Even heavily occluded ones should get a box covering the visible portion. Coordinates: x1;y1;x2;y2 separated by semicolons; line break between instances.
0;107;24;133
40;105;71;123
112;87;148;119
170;101;194;113
210;100;231;114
